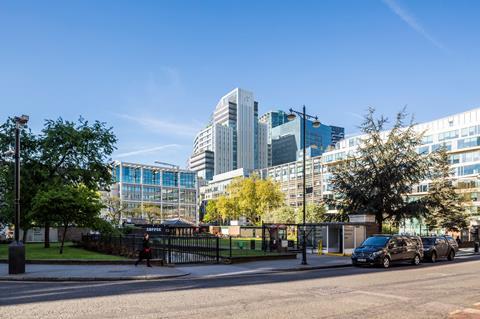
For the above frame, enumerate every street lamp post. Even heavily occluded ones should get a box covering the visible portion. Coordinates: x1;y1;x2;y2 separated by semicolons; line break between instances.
8;114;29;275
287;106;320;265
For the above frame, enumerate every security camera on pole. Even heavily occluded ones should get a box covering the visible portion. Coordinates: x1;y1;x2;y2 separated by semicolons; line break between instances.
8;114;29;275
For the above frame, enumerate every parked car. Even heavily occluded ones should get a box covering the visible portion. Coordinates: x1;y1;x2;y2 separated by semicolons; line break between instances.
421;235;459;262
351;235;423;268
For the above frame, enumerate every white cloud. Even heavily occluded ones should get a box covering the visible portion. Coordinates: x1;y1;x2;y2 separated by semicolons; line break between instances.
115;144;183;158
117;113;201;138
383;0;448;53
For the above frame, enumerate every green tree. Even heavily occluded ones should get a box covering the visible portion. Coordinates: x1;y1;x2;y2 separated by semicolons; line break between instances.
263;206;296;224
203;200;223;224
0;116;116;247
143;203;162;224
131;203;163;224
296;204;327;224
32;185;104;254
0;118;42;239
329;108;431;233
424;148;470;232
102;194;128;226
212;175;284;224
39;117;116;246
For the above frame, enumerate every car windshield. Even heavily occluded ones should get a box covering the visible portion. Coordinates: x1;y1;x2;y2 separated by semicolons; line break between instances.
421;238;436;245
361;236;390;247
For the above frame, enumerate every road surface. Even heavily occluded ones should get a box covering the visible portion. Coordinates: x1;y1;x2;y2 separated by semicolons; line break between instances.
1;255;479;319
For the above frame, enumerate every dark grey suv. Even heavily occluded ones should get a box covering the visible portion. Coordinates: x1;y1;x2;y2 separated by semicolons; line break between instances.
352;235;423;268
421;235;459;262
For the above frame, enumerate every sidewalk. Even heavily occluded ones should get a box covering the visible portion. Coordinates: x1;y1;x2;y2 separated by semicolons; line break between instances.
0;264;189;281
458;248;477;256
177;254;352;278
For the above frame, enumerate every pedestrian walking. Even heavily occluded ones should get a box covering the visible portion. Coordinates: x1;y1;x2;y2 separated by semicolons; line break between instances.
456;236;462;246
135;233;152;267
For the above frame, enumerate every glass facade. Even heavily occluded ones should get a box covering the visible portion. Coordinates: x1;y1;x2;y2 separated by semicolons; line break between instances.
112;162;198;223
162;171;178;187
180;172;196;188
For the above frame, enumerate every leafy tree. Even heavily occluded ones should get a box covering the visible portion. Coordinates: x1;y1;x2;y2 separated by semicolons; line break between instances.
296;204;327;224
203;200;222;224
0;116;116;247
32;185;104;254
102;194;128;227
210;175;284;224
131;203;163;224
38;118;116;246
424;148;470;232
0;118;43;240
328;108;431;232
263;206;296;224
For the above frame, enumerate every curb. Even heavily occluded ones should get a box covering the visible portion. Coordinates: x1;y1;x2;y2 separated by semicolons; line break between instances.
272;263;353;272
0;272;189;282
0;259;164;266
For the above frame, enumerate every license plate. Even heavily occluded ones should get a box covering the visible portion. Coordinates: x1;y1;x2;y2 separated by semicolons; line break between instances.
357;258;367;262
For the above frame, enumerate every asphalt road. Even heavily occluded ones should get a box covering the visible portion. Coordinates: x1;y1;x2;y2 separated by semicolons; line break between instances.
1;255;480;319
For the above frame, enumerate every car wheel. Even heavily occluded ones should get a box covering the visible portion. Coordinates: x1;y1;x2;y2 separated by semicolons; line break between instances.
382;256;390;268
431;252;437;263
412;254;421;265
447;250;455;261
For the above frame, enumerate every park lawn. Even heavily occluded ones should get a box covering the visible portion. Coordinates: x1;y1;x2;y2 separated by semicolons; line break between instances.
0;242;126;260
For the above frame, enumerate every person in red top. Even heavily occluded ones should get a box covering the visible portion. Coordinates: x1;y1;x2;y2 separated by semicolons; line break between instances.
135;233;152;267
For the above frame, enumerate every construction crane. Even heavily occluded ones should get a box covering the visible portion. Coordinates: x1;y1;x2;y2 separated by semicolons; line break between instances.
154;161;179;169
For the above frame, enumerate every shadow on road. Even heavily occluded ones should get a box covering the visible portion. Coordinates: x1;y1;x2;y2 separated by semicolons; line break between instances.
1;255;479;307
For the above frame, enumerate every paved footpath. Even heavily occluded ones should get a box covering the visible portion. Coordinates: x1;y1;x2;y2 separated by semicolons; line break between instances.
0;254;351;281
0;264;188;281
1;255;479;319
0;249;476;281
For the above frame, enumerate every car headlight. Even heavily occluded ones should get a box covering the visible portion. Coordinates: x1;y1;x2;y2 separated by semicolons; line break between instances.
372;250;384;257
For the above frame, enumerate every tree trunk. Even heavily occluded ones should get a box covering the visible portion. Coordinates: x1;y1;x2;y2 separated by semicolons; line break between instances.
60;224;68;254
44;221;50;248
376;217;383;234
22;226;28;243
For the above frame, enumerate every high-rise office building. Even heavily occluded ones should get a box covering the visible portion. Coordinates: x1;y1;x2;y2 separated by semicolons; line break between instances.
269;116;344;166
189;88;268;180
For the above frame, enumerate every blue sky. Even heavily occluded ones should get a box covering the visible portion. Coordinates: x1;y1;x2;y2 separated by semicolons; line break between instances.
1;0;480;167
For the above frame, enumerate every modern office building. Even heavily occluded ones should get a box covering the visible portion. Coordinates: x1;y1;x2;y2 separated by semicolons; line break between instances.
258;108;480;238
259;110;289;166
111;161;198;224
189;88;268;180
258;157;323;208
269;116;345;166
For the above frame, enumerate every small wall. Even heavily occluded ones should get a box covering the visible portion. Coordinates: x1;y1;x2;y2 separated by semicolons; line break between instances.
58;227;90;242
20;227;58;243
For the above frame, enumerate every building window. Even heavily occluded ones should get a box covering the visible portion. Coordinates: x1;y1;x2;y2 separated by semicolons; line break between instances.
458;137;480;150
180;172;196;188
162;171;178;187
122;166;141;184
438;130;459;142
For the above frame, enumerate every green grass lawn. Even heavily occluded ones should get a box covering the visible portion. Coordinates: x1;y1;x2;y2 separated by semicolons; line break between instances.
0;242;126;260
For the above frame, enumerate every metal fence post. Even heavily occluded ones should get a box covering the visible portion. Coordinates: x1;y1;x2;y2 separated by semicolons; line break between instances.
216;236;220;263
168;236;172;264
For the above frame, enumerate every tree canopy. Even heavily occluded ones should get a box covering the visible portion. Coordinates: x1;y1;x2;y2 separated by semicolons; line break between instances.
424;148;470;232
203;175;284;225
0;116;117;245
329;108;432;232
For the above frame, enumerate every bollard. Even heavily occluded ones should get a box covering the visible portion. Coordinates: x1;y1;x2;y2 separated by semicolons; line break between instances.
475;242;479;253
